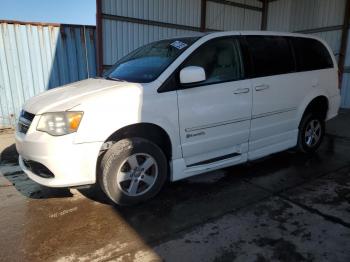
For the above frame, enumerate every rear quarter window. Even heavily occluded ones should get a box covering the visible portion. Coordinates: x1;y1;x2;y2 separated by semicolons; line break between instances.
290;37;334;72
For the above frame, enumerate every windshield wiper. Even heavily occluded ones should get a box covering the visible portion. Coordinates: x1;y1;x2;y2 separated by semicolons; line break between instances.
105;76;127;82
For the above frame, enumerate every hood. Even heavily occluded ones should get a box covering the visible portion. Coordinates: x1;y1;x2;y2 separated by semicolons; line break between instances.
23;78;140;114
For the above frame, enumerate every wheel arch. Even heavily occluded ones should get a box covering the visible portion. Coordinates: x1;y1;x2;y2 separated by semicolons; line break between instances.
100;122;172;161
95;123;173;184
298;95;329;127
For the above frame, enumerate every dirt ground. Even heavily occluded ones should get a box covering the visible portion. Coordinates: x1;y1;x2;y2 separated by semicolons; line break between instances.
1;111;350;262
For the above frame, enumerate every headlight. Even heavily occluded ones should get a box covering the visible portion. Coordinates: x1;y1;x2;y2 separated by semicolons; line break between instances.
37;112;83;136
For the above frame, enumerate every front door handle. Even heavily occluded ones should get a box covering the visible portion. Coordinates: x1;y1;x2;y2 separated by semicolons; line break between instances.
234;88;250;94
255;84;270;91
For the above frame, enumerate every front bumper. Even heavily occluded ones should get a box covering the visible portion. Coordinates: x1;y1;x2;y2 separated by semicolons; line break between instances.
15;125;103;188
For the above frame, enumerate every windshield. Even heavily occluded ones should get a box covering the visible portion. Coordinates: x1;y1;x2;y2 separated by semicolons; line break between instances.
104;37;199;83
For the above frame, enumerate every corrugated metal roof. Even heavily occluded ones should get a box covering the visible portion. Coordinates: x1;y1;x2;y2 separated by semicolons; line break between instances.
102;0;202;27
267;0;346;32
0;21;97;128
206;1;261;31
267;0;292;32
312;30;342;55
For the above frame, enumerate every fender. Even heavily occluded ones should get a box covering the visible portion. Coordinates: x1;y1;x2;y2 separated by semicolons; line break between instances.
72;83;182;159
296;89;330;126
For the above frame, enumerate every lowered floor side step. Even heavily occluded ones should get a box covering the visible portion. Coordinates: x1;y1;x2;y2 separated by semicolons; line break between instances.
186;153;241;168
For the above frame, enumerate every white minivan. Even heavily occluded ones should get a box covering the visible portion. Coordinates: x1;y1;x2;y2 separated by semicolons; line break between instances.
16;31;340;205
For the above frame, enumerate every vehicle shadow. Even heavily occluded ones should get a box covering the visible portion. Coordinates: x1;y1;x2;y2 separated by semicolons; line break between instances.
0;143;73;199
77;135;350;244
0;143;18;165
80;136;334;204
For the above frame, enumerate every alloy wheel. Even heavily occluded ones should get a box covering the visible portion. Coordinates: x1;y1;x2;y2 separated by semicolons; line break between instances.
304;119;322;147
116;153;158;196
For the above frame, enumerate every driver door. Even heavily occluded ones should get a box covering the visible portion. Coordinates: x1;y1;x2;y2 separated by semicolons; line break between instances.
177;37;252;167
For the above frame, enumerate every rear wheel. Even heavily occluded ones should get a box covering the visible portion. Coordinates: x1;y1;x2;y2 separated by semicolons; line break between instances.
99;137;168;206
297;113;325;153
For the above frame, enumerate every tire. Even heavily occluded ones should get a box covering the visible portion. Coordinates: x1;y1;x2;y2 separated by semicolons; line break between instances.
297;113;325;153
98;137;168;206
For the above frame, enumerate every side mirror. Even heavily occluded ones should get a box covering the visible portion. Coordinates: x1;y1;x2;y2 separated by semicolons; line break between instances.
179;66;206;84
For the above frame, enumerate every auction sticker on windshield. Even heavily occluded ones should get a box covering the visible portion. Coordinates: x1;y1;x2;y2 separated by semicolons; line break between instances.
171;41;188;50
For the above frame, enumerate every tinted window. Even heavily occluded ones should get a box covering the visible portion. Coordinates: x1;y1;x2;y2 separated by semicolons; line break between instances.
182;37;244;85
104;37;199;83
290;37;333;72
245;36;295;77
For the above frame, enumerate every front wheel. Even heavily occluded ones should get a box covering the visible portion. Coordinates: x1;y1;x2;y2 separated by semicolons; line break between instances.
98;138;168;206
297;113;325;153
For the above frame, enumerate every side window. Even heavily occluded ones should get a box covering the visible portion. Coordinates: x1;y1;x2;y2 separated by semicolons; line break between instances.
245;36;295;78
290;37;334;72
182;38;244;85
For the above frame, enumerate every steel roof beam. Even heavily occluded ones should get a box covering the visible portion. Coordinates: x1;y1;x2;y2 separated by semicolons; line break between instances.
207;0;262;12
339;0;350;84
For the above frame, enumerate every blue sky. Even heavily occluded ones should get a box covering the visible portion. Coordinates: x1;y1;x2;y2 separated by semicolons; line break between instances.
0;0;96;25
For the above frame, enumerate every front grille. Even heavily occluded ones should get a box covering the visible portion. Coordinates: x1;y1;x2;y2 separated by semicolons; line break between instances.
18;110;35;134
23;159;55;178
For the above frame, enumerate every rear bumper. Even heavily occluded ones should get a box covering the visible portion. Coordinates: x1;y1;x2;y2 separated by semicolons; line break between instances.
327;94;341;120
15;128;102;188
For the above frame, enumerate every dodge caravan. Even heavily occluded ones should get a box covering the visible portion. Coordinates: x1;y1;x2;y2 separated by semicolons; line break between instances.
16;31;340;205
